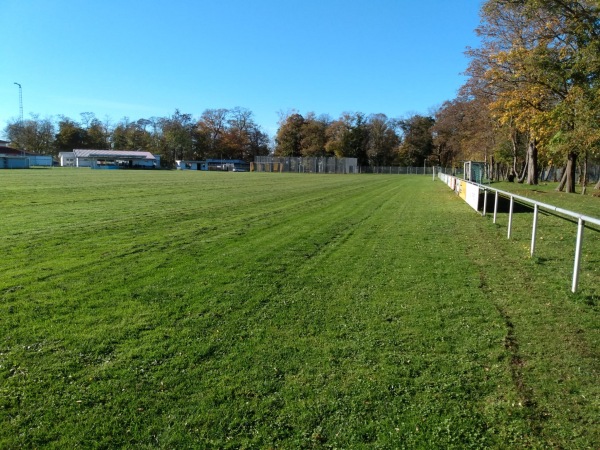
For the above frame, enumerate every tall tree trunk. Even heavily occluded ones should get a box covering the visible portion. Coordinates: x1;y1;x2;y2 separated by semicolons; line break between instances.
565;151;577;193
526;139;538;185
517;159;528;183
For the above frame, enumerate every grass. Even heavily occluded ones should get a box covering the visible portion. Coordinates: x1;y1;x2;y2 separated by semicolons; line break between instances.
1;169;598;448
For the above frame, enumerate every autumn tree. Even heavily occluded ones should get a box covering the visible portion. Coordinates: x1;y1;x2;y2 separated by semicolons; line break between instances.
366;114;399;166
160;110;196;165
274;113;305;157
85;117;111;149
4;115;56;153
55;117;87;152
397;114;435;166
198;109;229;159
431;100;466;169
329;113;370;166
244;126;270;160
222;107;269;160
194;108;269;160
324;118;351;158
221;107;252;159
299;113;330;157
274;111;400;166
111;117;153;151
466;1;546;185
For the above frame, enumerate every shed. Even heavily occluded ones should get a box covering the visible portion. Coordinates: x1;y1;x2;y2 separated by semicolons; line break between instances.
464;161;487;184
1;145;54;167
28;155;53;167
0;156;30;169
177;159;250;171
59;152;76;167
176;160;205;170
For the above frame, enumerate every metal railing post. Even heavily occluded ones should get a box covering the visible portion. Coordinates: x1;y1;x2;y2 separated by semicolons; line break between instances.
493;191;499;224
507;196;514;239
572;218;585;293
482;188;488;217
531;204;538;257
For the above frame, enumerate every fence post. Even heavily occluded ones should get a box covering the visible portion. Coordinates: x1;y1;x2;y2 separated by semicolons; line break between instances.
482;188;488;217
531;204;538;257
508;196;514;239
493;191;499;223
572;218;585;293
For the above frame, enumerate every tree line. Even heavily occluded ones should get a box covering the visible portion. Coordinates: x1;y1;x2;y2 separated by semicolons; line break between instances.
3;108;270;167
273;111;436;168
3;107;439;170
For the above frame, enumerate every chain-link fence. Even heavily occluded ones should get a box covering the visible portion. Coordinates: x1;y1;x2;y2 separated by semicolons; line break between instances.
253;157;441;175
359;166;434;175
253;158;600;181
437;164;600;183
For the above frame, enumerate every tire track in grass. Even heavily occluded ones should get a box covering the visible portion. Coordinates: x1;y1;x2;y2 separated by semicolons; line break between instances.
0;175;374;295
189;176;404;312
190;177;507;447
3;175;396;342
292;179;499;447
113;177;411;446
477;266;546;438
429;185;546;444
458;185;599;447
185;177;416;446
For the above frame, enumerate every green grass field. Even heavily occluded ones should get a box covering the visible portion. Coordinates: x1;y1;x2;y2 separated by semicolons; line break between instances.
1;169;598;448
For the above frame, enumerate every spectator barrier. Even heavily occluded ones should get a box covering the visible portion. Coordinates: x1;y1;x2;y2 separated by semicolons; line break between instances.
436;170;600;293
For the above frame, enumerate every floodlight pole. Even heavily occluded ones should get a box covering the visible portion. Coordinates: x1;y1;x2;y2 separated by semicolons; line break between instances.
14;82;23;122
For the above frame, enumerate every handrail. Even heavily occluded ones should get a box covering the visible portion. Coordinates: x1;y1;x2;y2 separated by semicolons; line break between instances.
475;182;600;227
437;172;600;293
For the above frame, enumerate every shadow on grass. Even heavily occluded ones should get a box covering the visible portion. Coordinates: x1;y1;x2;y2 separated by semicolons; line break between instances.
479;192;533;214
532;257;550;265
580;294;598;307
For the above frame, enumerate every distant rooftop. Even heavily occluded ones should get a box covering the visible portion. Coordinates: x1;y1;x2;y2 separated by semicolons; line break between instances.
73;149;156;160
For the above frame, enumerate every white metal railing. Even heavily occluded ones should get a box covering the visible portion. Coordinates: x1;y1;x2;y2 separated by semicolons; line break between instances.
436;170;600;293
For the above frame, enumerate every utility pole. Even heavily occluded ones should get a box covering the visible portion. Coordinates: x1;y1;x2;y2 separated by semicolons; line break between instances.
14;82;23;122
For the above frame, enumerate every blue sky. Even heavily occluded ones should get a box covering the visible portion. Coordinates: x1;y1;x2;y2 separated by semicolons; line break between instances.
0;0;483;137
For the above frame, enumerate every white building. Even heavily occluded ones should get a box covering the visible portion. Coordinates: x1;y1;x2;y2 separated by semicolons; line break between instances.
59;152;76;167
